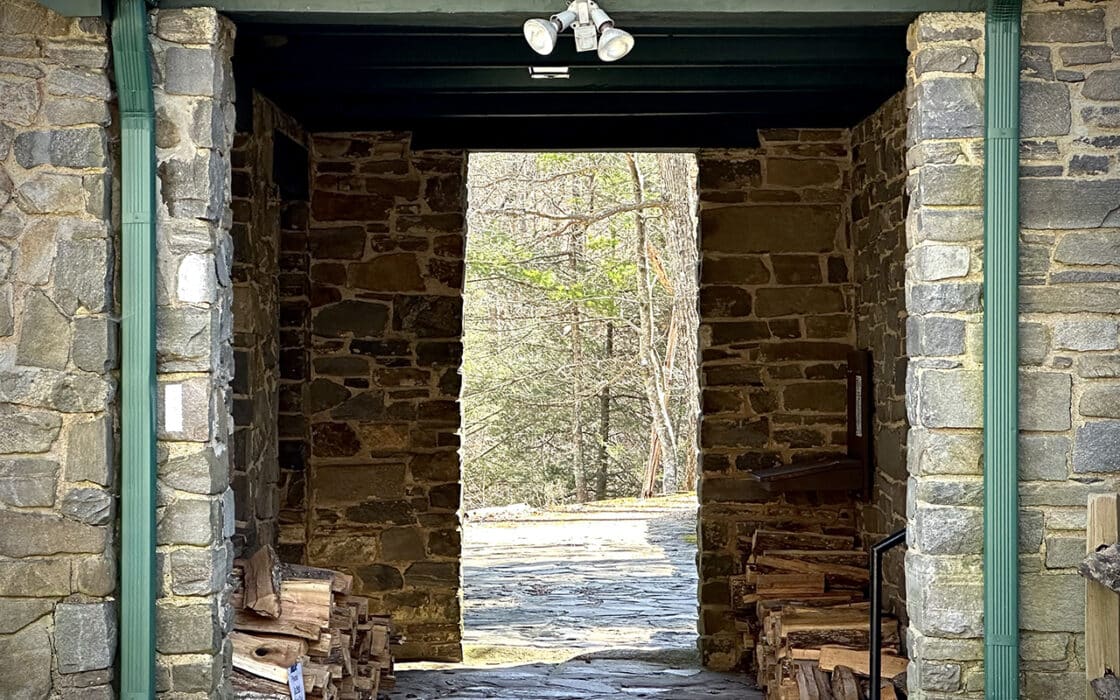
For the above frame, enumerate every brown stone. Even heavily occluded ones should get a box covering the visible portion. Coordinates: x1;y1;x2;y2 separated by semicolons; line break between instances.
311;190;392;222
394;295;461;338
405;561;459;588
313;356;368;377
331;391;386;420
312;300;390;338
427;528;460;557
428;483;460;510
700;418;770;449
411;451;459;482
309;227;366;260
783;382;847;412
766;159;842;187
701;205;841;253
346;499;416;525
699;286;752;318
306;378;350;413
356;564;404;592
359;423;411;451
703;390;742;414
770;255;823;285
707;321;771;346
704;365;762;387
314;464;406;504
699;158;761;191
759;341;851;362
754;287;846;317
311;422;361;457
433;234;465;258
381;527;426;560
805;314;853;339
348;253;425;292
424;174;464;213
701;255;770;285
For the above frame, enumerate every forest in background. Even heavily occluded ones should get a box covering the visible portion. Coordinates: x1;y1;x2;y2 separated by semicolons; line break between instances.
462;153;701;509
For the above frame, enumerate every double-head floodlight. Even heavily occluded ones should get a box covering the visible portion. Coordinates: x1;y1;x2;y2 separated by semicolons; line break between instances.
523;0;635;62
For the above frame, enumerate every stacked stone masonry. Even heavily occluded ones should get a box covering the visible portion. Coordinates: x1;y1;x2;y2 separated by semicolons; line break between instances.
150;8;238;698
301;132;467;662
904;3;1120;697
852;92;910;631
0;1;118;697
696;132;861;670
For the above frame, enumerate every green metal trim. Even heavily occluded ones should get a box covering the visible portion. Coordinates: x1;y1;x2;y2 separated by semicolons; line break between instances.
983;2;1021;699
111;0;157;698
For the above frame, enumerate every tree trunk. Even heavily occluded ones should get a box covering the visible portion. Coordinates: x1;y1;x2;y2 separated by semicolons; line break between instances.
657;152;700;493
595;322;613;501
626;153;679;496
572;304;587;502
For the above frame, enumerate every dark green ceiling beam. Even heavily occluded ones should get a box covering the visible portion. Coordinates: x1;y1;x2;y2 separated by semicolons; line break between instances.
237;29;905;69
160;0;985;27
35;0;106;16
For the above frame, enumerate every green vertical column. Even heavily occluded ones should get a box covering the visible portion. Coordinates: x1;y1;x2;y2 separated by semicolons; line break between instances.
982;2;1022;699
111;0;157;697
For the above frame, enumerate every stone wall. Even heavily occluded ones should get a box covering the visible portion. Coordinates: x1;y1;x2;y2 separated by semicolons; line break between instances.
904;3;1120;696
851;92;910;628
150;8;237;697
229;95;308;560
300;132;466;661
696;132;857;670
0;2;117;697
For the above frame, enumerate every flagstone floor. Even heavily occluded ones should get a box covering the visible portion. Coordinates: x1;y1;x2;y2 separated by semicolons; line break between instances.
389;496;763;699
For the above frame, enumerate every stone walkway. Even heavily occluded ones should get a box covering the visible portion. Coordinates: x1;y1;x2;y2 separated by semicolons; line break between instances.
389;495;762;699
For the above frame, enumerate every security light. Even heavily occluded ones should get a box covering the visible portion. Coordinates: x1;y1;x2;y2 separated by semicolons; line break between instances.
522;1;635;62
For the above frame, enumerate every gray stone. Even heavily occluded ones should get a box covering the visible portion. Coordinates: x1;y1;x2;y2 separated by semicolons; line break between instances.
1084;70;1120;101
1045;536;1085;570
160;446;224;495
1024;671;1090;698
1020;323;1050;366
1081;355;1120;379
43;41;109;68
16;289;70;369
909;429;982;477
911;79;983;140
15;127;106;168
914;478;982;507
72;316;115;372
910;245;970;281
1020;435;1068;481
1081;385;1120;418
12;220;58;285
0;458;58;507
0;285;11;338
906;553;983;637
157;497;220;546
1054;230;1120;265
916;662;961;692
1022;286;1120;314
1020;632;1071;662
0;559;71;597
168;654;223;694
1070;155;1111;176
0;599;53;634
1084;106;1120;130
55;601;115;673
1020;509;1044;554
0;509;105;557
74;554;114;597
1021;180;1120;229
66;416;112;486
911;315;966;357
0;406;61;454
157;377;212;442
914;14;981;42
169;546;226;596
44;97;110;126
913;207;982;242
1021;82;1071;138
158;150;227;221
916;165;982;206
1020;45;1054;81
62;487;112;525
156;601;220;654
313;300;390;338
0;121;13;159
1062;45;1113;67
45;67;111;100
1023;9;1106;44
914;46;978;75
0;75;40;126
0;618;51;698
908;282;981;314
55;238;111;313
16;173;85;214
1074;421;1120;473
913;504;982;555
1020;373;1071;432
164;47;219;96
1021;572;1085;632
156;306;213;372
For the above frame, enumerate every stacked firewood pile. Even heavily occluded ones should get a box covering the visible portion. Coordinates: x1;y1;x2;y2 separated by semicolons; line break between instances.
731;528;909;699
228;546;397;700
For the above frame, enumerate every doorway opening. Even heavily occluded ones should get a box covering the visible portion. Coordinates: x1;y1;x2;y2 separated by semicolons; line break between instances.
456;151;705;670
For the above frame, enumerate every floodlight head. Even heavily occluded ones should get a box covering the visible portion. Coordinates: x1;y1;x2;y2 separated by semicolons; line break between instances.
523;17;559;55
597;26;635;62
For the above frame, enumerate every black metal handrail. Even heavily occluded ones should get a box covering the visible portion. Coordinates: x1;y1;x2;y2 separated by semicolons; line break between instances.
870;528;907;700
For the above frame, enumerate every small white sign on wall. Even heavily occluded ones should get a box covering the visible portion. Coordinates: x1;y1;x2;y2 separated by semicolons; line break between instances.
165;384;183;433
287;662;306;700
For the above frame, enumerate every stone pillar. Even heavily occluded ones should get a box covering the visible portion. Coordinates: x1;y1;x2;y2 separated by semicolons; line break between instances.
696;132;857;670
150;8;237;697
0;2;117;697
304;132;466;662
904;3;1120;695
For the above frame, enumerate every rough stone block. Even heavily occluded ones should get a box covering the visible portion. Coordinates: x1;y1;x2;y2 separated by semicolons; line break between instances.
169;546;227;596
911;79;983;140
912;207;982;243
914;46;978;76
45;67;110;100
156;306;213;372
312;300;390;338
156;377;212;442
1021;286;1120;314
55;601;115;673
1020;373;1071;432
916;165;982;206
1044;536;1085;570
1020;435;1068;481
1020;572;1084;632
16;288;70;369
66;416;113;486
0;458;58;507
913;504;982;555
1084;70;1120;101
1081;384;1120;418
158;150;226;221
55;238;111;313
0;618;51;698
16;173;85;214
14;127;106;168
1055;230;1120;266
0;406;61;454
917;370;981;428
155;8;222;44
1021;82;1071;138
0;599;54;635
700;205;841;253
1073;421;1120;473
61;487;112;525
163;46;220;96
754;287;844;317
158;497;220;547
1020;180;1120;229
0;558;71;597
72;316;116;372
908;283;981;314
0;509;105;557
909;245;970;281
1023;8;1106;44
156;601;220;654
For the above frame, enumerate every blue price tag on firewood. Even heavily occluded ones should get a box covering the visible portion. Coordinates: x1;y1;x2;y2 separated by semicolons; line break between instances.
287;662;305;700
